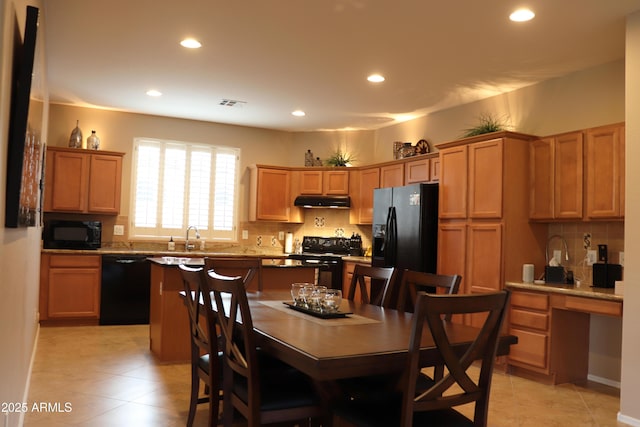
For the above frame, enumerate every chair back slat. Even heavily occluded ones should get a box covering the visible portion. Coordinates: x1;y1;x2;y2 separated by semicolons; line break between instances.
204;257;263;290
396;270;462;318
179;265;217;357
346;264;396;307
401;290;510;427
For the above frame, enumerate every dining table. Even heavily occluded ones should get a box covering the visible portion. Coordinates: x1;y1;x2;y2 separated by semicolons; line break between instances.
241;291;518;382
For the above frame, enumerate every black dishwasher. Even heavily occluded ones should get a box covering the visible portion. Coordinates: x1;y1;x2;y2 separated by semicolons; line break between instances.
100;255;151;325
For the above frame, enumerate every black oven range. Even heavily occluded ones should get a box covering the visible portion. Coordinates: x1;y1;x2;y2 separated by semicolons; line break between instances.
288;236;351;290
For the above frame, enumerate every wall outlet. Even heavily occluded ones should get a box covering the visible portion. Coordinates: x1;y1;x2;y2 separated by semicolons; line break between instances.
242;230;249;239
113;224;124;236
553;250;562;265
619;251;625;267
278;231;284;240
587;250;597;266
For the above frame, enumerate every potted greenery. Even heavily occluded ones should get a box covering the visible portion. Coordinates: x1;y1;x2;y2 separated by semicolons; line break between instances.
461;112;509;138
325;151;353;167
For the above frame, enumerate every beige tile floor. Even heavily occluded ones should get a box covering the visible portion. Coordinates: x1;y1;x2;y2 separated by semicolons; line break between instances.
24;325;628;427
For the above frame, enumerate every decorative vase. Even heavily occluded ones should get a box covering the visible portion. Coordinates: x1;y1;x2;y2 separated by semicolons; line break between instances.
87;130;100;150
68;120;83;148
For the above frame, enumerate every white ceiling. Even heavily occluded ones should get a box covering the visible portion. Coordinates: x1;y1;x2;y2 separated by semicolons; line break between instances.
43;0;640;132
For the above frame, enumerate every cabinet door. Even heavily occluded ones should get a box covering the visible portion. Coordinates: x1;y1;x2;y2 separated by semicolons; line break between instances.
355;168;380;224
324;170;349;195
554;132;583;219
49;151;89;212
467;223;503;294
256;168;292;221
404;157;430;184
380;164;404;188
468;139;503;219
529;138;554;219
299;170;323;194
88;154;122;214
48;267;100;318
439;146;468;219
586;124;624;218
437;222;467;324
430;157;440;182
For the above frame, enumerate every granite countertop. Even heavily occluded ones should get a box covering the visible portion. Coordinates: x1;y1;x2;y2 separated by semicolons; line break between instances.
42;248;288;258
342;256;372;264
505;281;623;302
148;256;310;268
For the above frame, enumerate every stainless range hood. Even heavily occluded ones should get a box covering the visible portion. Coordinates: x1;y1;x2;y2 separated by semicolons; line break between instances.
294;195;351;208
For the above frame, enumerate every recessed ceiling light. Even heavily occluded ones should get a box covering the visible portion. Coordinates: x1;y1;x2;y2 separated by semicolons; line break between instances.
292;110;306;117
367;74;385;83
146;89;162;97
180;38;202;49
509;8;535;22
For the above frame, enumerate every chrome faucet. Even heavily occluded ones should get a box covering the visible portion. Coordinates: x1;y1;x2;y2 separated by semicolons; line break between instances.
185;225;200;251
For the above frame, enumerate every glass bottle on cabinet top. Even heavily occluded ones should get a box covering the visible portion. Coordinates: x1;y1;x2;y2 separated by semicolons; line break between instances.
68;120;83;148
87;130;100;150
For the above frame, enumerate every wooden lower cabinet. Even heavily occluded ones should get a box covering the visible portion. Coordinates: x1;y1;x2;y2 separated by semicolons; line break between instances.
40;254;101;323
508;291;550;371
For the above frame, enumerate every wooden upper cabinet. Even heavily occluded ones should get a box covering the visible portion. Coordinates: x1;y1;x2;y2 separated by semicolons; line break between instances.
299;170;323;194
380;163;404;188
430;156;440;182
468;138;503;219
529;138;555;220
438;145;468;219
44;147;123;214
323;170;349;194
299;169;349;195
88;154;122;214
554;132;583;219
404;157;431;184
585;123;625;219
350;167;379;225
250;166;292;221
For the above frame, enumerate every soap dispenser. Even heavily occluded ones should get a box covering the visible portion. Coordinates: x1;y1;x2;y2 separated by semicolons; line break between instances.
168;236;175;251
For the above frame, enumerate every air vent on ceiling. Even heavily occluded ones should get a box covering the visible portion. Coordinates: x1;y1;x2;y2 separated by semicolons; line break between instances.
219;99;247;107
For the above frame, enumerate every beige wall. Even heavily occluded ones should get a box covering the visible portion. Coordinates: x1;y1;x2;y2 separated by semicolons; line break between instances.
0;0;46;426
620;10;640;424
373;60;625;162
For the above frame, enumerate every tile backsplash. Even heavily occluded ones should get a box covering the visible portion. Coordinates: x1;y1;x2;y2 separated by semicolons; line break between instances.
547;221;624;285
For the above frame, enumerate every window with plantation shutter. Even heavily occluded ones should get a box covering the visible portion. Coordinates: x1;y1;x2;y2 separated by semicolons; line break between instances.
130;138;239;241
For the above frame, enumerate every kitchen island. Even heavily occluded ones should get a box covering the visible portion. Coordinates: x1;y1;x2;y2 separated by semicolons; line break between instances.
148;256;317;363
505;281;623;384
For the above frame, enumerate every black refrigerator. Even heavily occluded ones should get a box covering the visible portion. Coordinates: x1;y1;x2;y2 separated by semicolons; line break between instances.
372;183;438;273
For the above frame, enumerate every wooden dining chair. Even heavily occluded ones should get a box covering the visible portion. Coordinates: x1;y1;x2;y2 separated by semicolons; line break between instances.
179;264;222;427
396;270;463;382
204;270;328;427
204;257;263;290
333;290;511;427
346;264;397;308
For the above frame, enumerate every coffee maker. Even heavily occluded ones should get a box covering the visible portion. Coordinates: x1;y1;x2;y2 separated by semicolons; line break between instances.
592;244;622;288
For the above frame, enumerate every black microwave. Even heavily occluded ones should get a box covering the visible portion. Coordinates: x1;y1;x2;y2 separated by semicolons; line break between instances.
43;220;102;250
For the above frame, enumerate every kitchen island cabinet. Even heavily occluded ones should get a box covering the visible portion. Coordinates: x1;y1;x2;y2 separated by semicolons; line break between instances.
148;257;316;363
505;281;622;384
39;253;102;325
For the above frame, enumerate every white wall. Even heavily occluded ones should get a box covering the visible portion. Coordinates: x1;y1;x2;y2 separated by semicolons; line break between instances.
620;10;640;425
0;0;46;426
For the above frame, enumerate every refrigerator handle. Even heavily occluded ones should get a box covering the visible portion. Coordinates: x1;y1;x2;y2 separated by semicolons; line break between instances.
381;206;392;253
387;206;398;266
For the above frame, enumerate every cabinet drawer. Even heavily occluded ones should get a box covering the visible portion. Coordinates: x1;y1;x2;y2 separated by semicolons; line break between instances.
508;327;548;369
511;291;549;311
49;254;101;268
510;308;549;331
564;296;622;317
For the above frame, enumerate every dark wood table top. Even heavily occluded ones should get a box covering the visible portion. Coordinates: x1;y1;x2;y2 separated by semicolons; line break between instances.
246;291;517;381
